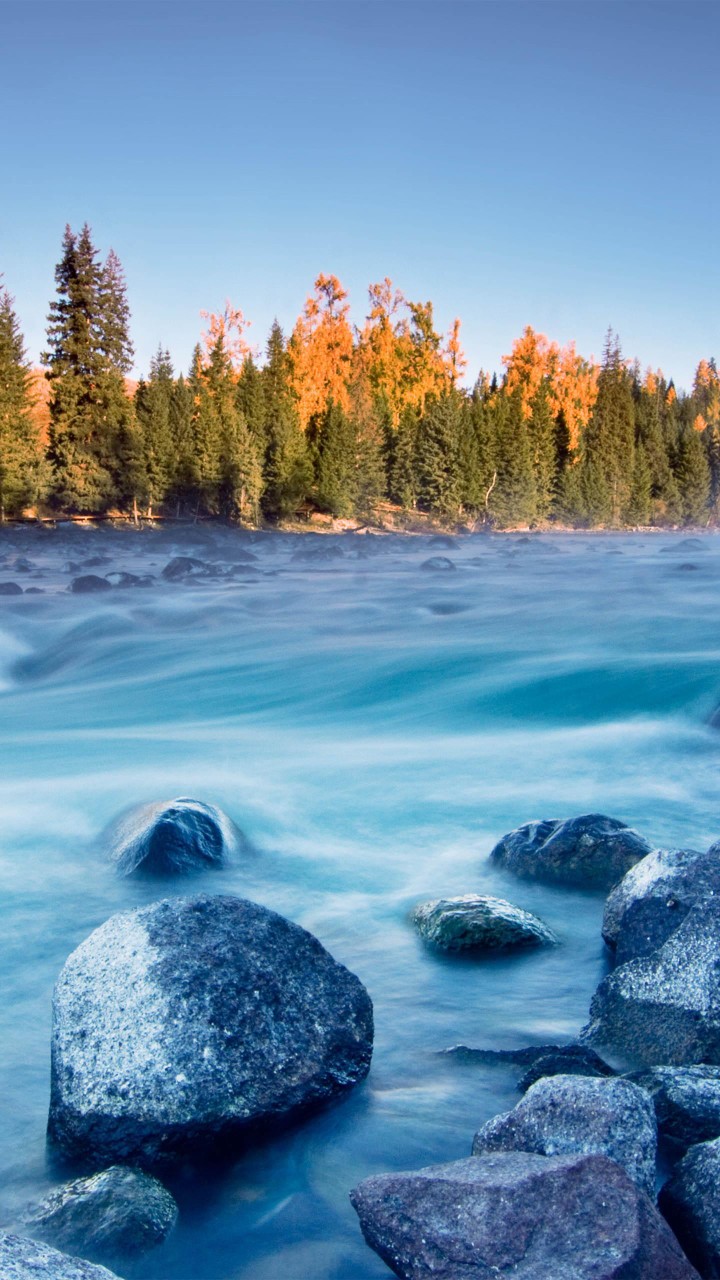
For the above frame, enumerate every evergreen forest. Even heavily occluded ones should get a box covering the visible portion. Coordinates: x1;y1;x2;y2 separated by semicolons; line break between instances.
2;224;719;529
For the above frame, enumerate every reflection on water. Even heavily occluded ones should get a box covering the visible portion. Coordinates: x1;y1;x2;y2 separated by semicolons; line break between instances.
0;527;719;1278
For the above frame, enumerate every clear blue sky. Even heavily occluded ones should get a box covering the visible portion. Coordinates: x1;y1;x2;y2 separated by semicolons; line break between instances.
1;0;717;390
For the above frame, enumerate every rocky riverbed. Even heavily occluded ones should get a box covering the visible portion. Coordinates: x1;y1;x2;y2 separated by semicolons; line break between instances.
2;525;720;1277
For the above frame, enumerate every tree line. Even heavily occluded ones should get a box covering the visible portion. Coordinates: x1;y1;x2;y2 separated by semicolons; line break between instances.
1;223;719;527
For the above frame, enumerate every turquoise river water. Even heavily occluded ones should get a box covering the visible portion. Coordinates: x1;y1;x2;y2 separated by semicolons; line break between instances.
0;525;719;1279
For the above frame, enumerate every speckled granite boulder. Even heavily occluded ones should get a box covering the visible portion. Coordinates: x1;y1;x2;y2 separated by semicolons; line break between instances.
107;797;240;876
659;1138;720;1278
23;1166;177;1265
489;814;652;889
48;895;373;1167
0;1233;120;1279
471;1074;656;1194
627;1066;720;1152
583;902;720;1066
603;846;718;963
350;1152;697;1279
411;895;558;952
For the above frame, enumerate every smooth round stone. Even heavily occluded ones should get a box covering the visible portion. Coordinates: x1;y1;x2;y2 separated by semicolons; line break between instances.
412;895;558;952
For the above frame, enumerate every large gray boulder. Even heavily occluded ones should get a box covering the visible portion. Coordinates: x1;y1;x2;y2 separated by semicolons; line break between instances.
106;797;240;875
489;814;652;889
0;1233;120;1279
350;1151;698;1279
23;1166;177;1265
603;846;719;963
628;1066;720;1152
471;1074;656;1194
583;902;720;1066
659;1138;720;1278
411;895;558;952
48;895;373;1167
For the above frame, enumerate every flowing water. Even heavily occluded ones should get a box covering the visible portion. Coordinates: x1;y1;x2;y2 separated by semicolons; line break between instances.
0;525;719;1279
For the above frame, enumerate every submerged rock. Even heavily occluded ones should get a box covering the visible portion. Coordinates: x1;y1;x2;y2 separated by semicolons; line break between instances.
160;556;210;581
290;542;344;562
627;1066;720;1152
106;797;238;876
420;556;455;571
23;1166;177;1265
659;1139;720;1278
583;901;720;1066
104;572;153;589
489;814;652;889
517;1044;613;1092
412;895;558;952
471;1073;656;1194
350;1151;696;1280
603;845;717;963
48;895;373;1167
0;581;23;595
0;1232;121;1279
70;576;112;594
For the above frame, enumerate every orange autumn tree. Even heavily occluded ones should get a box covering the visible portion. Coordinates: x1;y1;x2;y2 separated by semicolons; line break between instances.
444;317;466;387
288;274;354;429
200;301;255;375
502;326;598;454
692;358;720;431
356;278;409;429
401;299;452;416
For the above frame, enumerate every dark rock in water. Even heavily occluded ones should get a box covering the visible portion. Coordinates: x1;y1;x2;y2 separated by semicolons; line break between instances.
489;813;652;889
23;1165;177;1265
471;1073;656;1193
14;557;34;572
160;556;209;580
602;846;716;963
439;1041;610;1071
627;1066;720;1152
660;538;706;553
412;895;558;952
427;535;458;549
290;542;344;562
70;576;112;594
107;797;237;876
420;556;455;571
583;901;720;1066
659;1138;720;1278
104;572;153;589
48;895;373;1167
518;1044;613;1092
350;1151;696;1280
0;1232;121;1278
25;587;44;594
0;580;23;595
676;562;700;571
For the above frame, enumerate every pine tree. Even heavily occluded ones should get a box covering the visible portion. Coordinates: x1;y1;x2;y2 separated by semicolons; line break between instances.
0;283;43;518
44;224;114;510
348;367;386;517
44;225;136;513
489;391;536;526
580;330;635;526
626;443;652;526
134;347;175;515
415;393;463;519
390;405;420;510
262;321;311;518
314;400;358;517
676;426;711;525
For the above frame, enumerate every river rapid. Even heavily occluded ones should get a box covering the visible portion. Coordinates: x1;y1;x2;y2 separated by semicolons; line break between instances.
0;525;719;1279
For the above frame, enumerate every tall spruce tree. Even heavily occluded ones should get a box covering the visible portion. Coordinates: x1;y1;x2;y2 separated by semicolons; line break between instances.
134;347;176;515
528;380;557;519
0;283;43;518
261;321;311;518
313;400;359;517
676;426;711;525
44;225;136;512
489;390;536;526
580;330;635;526
415;393;463;519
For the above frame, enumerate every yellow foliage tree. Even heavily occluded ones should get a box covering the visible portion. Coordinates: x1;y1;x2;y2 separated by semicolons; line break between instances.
200;301;255;374
289;274;354;429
